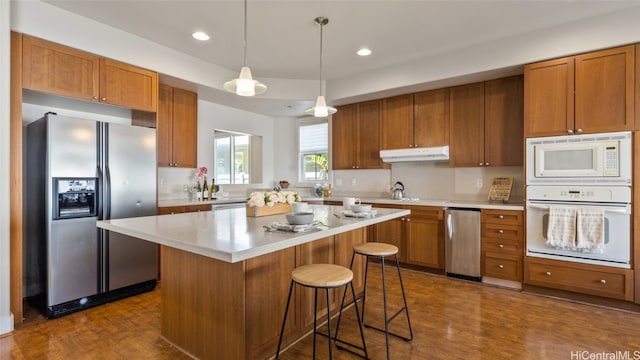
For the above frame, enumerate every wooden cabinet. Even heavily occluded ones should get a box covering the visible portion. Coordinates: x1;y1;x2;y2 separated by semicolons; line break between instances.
157;204;211;215
524;257;634;301
450;76;523;167
156;85;198;168
413;88;450;148
524;45;634;137
406;206;445;269
381;91;450;150
22;35;158;112
481;209;524;283
381;94;415;149
331;101;386;170
449;82;485;167
374;204;445;268
484;76;524;166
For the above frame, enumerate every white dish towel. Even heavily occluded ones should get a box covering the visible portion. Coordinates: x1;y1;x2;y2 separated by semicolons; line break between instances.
576;207;605;254
546;206;576;249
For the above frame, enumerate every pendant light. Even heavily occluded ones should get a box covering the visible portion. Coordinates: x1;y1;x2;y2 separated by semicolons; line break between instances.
306;16;337;117
223;0;267;96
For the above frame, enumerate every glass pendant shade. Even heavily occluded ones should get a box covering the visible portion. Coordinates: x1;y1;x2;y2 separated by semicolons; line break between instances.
306;16;337;118
223;0;267;96
223;66;267;96
306;95;336;117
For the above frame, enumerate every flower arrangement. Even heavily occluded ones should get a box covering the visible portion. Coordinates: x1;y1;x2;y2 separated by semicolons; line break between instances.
194;166;208;191
247;190;299;208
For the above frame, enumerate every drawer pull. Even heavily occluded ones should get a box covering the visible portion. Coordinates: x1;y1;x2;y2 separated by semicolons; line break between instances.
498;244;504;248
600;279;607;285
498;215;504;219
545;271;552;276
498;229;504;234
498;264;504;269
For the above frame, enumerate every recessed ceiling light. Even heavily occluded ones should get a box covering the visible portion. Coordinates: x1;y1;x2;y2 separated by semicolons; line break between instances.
357;48;372;56
192;31;210;41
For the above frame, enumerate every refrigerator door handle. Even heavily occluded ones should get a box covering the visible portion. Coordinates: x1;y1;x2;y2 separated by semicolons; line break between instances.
96;166;104;220
446;213;453;240
105;165;111;220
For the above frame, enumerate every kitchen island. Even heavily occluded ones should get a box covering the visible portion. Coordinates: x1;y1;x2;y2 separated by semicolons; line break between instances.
97;205;409;360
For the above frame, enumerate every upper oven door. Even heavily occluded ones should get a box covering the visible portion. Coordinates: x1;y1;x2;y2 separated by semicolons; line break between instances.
526;131;632;186
525;200;631;268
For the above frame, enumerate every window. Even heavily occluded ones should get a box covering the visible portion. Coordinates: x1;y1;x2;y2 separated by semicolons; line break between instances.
214;130;252;184
299;121;329;183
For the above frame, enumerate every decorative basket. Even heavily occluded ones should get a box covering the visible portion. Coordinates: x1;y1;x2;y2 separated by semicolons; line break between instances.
246;203;293;217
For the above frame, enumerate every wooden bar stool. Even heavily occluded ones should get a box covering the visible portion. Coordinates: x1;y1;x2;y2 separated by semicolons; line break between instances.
336;242;413;360
275;263;368;359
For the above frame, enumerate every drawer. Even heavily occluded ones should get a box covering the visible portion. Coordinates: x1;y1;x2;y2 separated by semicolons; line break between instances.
481;209;523;226
481;223;523;241
524;257;634;301
483;255;522;282
157;206;185;215
482;237;521;255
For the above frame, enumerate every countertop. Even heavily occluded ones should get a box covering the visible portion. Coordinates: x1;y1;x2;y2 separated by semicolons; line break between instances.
97;205;410;263
158;195;523;211
304;196;524;211
158;196;248;207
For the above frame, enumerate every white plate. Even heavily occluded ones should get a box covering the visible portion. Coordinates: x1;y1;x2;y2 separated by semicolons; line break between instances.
341;210;378;218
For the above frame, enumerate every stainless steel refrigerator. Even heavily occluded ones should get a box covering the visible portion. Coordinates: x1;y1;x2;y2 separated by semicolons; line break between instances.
25;112;158;318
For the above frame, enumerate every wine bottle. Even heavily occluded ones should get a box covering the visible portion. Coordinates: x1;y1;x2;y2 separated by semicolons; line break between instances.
202;176;208;200
209;178;216;199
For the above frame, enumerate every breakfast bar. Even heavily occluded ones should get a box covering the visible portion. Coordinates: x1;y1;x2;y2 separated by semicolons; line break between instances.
97;205;409;360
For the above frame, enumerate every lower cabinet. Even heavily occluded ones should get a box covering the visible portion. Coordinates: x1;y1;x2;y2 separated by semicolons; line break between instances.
524;257;634;301
374;204;445;269
481;209;524;283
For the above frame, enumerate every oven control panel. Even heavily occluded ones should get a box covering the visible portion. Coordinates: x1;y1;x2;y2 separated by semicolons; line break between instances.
527;185;630;203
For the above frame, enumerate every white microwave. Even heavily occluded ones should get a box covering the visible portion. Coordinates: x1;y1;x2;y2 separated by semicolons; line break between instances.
526;131;632;185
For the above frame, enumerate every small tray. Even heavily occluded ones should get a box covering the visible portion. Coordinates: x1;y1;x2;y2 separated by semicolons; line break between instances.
264;221;323;233
342;210;378;218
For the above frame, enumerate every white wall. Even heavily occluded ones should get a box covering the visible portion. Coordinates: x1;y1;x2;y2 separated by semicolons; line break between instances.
0;0;15;336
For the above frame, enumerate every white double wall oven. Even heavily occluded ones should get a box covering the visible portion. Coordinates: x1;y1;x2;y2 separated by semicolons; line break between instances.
525;131;632;269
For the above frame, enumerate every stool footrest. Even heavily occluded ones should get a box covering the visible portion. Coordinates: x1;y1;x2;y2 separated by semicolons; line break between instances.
364;322;412;342
314;331;368;359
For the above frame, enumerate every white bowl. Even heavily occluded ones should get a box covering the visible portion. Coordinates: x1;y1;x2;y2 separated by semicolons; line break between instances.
350;204;372;213
286;212;315;225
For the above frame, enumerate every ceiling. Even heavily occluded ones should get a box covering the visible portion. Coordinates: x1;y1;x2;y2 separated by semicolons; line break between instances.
42;0;640;117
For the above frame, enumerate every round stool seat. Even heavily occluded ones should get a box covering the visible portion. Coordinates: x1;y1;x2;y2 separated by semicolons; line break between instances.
354;242;398;257
292;264;353;288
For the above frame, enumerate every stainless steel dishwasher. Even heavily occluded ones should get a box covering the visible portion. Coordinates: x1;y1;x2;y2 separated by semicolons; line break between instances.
445;207;481;281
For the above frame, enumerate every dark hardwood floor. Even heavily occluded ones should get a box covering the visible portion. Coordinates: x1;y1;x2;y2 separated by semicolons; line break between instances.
2;265;640;359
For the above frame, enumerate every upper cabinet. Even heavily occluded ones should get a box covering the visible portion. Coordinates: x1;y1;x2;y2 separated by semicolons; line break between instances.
380;90;449;150
157;85;198;168
413;88;450;148
524;45;634;137
22;35;158;112
450;76;523;167
381;94;414;149
332;101;387;170
449;82;485;167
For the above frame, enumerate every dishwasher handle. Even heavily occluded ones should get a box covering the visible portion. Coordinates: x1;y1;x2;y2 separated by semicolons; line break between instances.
446;212;453;240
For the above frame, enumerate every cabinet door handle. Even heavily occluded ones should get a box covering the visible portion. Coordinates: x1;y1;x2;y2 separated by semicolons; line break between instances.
479;162;483;166
485;162;489;166
498;244;504;248
101;97;107;101
499;264;504;269
498;215;504;219
600;279;607;285
545;271;552;276
576;128;583;133
409;144;413;148
567;129;574;134
92;96;99;100
406;218;411;222
498;229;504;234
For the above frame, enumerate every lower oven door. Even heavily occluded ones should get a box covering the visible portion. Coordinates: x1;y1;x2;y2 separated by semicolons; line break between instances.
526;200;631;268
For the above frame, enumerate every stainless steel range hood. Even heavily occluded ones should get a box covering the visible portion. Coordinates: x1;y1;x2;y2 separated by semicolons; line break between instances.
379;146;449;163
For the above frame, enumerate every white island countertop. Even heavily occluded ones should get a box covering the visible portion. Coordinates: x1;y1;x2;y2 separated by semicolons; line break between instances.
97;205;409;263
